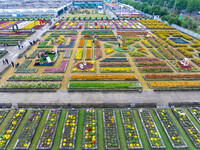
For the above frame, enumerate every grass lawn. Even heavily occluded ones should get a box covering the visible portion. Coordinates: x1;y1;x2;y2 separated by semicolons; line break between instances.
51;109;67;150
97;109;105;150
115;109;128;150
75;109;85;150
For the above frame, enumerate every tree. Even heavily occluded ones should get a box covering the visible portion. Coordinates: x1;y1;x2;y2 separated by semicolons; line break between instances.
152;5;161;15
176;0;188;12
187;0;200;14
160;8;169;16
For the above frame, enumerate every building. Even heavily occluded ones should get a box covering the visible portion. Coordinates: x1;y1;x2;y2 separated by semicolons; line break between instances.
72;0;104;9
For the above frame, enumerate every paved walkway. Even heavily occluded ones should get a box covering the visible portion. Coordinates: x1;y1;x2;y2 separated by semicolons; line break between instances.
0;90;199;106
0;23;53;73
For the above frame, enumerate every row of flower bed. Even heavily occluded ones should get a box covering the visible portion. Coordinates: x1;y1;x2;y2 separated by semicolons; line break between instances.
85;48;92;60
1;82;61;89
14;109;43;149
168;61;199;72
155;109;187;148
172;108;200;148
138;109;166;148
148;81;200;90
103;109;120;149
0;109;26;149
189;108;200;124
68;82;142;91
36;109;61;149
82;109;97;149
121;109;143;149
70;75;138;81
7;75;63;81
15;60;38;73
43;60;68;73
52;20;139;30
28;49;48;59
60;109;78;149
143;74;200;81
0;110;9;124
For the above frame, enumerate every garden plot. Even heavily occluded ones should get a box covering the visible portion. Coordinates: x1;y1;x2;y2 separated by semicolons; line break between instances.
103;109;120;150
36;109;61;150
121;109;143;149
172;108;200;148
60;109;78;150
0;110;9;124
14;109;43;149
189;108;200;124
138;109;166;149
155;109;187;148
82;109;97;149
0;109;26;150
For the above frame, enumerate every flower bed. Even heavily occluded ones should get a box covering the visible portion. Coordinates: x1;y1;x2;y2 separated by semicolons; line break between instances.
103;109;120;149
85;48;92;60
139;66;173;73
1;82;60;89
142;40;152;48
72;61;96;73
0;110;9;124
105;48;114;55
135;61;167;67
60;109;78;150
0;109;26;149
75;48;83;60
100;62;131;67
138;109;166;148
177;48;193;58
189;108;200;124
8;75;63;81
138;20;173;29
38;41;54;48
168;61;198;72
86;40;92;48
68;82;142;91
37;109;61;149
15;60;38;73
82;109;97;149
155;109;187;148
101;67;134;73
43;60;68;73
149;81;200;90
111;53;126;57
121;109;143;149
78;39;84;48
94;40;100;48
100;58;128;62
133;57;159;62
143;74;200;81
94;48;102;60
129;51;145;57
70;75;137;81
172;108;200;148
14;110;43;149
192;59;200;67
63;49;72;58
149;49;165;60
28;49;48;59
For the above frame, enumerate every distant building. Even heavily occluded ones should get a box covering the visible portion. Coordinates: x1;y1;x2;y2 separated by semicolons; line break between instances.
72;0;104;9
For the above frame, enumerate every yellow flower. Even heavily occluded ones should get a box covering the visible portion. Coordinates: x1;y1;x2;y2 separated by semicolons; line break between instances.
24;143;28;147
69;143;72;147
63;143;66;146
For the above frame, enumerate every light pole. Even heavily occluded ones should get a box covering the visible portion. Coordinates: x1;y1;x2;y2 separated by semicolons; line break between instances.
173;0;177;14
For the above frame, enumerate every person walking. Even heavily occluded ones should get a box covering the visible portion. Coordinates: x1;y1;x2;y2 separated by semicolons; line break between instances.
11;61;14;67
24;54;27;59
5;58;9;64
2;59;6;65
18;44;21;50
21;44;23;49
118;42;121;47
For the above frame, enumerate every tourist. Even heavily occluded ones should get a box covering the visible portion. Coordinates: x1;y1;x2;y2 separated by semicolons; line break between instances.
11;61;14;67
15;63;19;68
2;59;6;65
21;44;23;49
18;44;21;50
18;40;21;46
5;58;9;64
118;42;121;47
24;54;27;59
38;53;40;58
